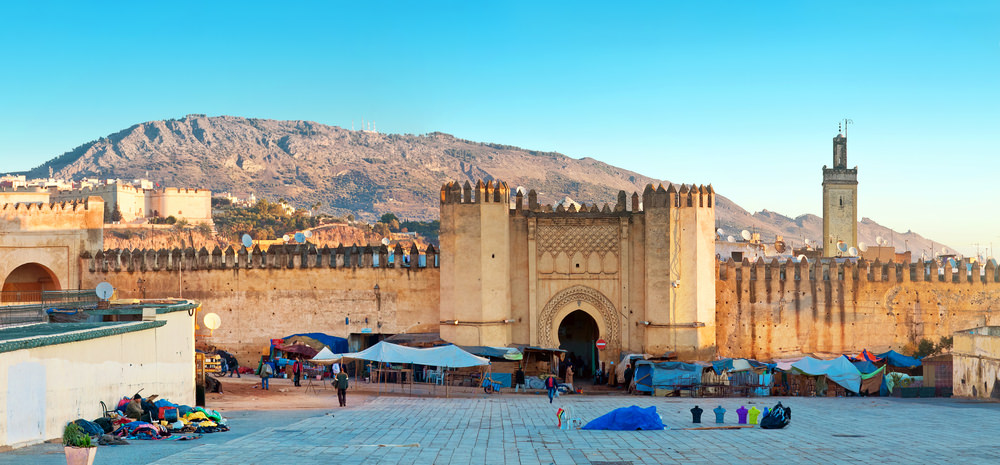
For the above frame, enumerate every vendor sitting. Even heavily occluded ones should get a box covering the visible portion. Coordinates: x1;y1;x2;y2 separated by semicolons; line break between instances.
124;393;159;422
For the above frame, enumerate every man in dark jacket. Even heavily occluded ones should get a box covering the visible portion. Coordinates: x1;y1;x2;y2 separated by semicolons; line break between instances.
335;371;349;407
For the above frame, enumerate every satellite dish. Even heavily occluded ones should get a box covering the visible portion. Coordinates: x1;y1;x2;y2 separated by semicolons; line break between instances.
797;255;808;262
875;236;884;246
95;282;114;300
858;242;868;252
241;234;253;248
741;230;751;241
774;241;787;253
837;241;848;252
381;237;390;246
282;234;290;242
803;238;811;246
203;313;221;331
303;230;313;238
947;258;957;268
941;247;949;254
727;235;735;243
294;232;305;243
716;228;725;237
848;247;858;256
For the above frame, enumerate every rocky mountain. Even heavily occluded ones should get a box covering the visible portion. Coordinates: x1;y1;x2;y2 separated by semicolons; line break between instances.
26;115;948;255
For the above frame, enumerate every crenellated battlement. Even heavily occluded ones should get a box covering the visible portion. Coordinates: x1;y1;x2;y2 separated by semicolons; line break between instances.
440;180;510;204
0;196;105;232
643;183;714;209
83;243;440;273
0;199;97;213
717;257;1000;285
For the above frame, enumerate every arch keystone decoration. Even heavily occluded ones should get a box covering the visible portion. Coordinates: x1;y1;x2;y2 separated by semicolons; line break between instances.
538;285;620;348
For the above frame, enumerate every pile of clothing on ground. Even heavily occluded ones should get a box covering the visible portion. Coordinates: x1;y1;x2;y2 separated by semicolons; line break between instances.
72;393;231;444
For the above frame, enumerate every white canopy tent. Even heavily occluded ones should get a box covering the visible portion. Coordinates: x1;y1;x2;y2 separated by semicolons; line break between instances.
332;341;490;367
330;341;491;397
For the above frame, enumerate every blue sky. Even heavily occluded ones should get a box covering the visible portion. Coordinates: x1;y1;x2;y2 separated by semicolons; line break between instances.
1;2;998;256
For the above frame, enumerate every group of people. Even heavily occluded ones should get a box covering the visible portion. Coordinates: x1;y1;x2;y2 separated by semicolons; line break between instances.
256;356;350;407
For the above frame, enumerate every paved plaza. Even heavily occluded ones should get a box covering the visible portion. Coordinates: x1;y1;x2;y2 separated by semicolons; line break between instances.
4;394;1000;464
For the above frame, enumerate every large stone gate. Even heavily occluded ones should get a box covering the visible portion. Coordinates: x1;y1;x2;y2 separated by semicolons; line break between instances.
438;180;718;365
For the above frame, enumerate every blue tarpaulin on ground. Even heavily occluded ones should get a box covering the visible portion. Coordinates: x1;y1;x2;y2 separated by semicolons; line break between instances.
582;405;665;431
877;350;922;368
634;361;702;392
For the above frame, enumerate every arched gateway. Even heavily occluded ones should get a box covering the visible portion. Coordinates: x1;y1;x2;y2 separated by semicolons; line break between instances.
538;285;620;351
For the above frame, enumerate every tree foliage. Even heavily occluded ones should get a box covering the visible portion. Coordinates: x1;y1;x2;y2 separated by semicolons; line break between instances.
214;198;319;241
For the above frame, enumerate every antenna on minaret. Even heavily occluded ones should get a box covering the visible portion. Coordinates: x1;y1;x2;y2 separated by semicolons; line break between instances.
841;118;853;137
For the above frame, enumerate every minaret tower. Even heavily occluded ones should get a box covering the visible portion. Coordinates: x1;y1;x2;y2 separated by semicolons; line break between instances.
822;122;858;257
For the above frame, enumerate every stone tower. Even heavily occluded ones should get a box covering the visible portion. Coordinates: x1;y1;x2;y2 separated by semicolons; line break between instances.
438;180;512;346
641;184;717;359
822;133;858;257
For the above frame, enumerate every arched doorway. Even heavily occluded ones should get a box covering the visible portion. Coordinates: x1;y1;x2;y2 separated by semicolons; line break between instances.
557;310;598;378
2;263;61;303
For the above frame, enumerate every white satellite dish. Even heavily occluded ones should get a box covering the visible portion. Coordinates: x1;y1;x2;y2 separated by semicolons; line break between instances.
282;234;290;242
858;242;868;252
848;247;858;256
727;235;735;243
741;230;751;241
241;234;253;248
803;238;811;246
837;242;848;252
294;232;305;243
797;255;808;262
941;247;949;254
716;228;725;237
875;236;884;246
381;237;390;246
303;230;313;238
95;282;114;300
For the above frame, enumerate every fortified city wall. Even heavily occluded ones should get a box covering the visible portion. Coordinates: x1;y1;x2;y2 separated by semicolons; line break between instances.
0;198;104;291
51;184;212;224
81;244;440;365
716;258;1000;359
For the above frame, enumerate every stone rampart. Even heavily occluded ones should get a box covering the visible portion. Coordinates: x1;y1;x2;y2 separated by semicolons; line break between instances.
717;258;1000;359
81;243;440;366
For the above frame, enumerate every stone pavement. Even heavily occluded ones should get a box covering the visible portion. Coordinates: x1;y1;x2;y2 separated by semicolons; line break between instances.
6;395;1000;464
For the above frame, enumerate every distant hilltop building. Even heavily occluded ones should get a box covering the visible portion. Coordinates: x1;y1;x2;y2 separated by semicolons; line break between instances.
0;175;211;225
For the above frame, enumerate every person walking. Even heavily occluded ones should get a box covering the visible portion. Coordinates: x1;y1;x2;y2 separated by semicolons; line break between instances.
335;370;349;407
292;359;302;387
545;375;558;403
228;355;240;378
260;356;273;390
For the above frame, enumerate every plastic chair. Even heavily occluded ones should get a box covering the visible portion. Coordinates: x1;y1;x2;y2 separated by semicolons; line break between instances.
100;401;115;419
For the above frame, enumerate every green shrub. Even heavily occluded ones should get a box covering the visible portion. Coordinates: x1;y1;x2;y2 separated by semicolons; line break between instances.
62;422;93;448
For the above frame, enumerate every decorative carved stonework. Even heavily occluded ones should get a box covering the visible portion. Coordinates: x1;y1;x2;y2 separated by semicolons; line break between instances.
537;224;618;255
538;285;620;348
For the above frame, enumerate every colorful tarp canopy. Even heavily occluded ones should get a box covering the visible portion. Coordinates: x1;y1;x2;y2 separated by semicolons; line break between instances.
634;361;701;392
790;356;862;393
848;349;882;362
877;350;922;368
333;341;490;368
460;346;523;361
851;359;879;374
280;333;348;353
275;343;319;358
